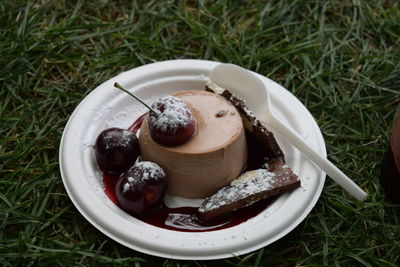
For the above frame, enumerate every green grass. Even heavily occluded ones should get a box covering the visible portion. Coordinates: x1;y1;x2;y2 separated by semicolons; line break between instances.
1;0;400;266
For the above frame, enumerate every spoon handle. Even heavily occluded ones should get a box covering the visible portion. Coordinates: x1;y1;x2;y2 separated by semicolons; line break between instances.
263;117;368;201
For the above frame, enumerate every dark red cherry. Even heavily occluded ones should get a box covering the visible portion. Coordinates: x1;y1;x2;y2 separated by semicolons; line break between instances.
94;128;139;175
115;161;167;216
149;96;196;146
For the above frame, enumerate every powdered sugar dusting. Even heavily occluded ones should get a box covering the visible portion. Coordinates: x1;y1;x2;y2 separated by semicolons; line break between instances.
205;81;225;95
101;128;135;150
134;161;166;182
231;169;275;186
121;161;166;193
150;96;193;133
123;182;130;193
229;95;256;121
121;130;134;147
122;175;141;193
199;169;278;212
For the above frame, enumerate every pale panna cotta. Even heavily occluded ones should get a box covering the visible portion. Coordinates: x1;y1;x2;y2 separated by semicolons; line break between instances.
139;90;248;199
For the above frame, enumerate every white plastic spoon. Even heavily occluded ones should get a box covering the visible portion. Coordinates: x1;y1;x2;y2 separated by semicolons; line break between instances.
210;63;368;201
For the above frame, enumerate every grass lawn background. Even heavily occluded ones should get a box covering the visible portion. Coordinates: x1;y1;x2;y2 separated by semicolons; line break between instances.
1;0;399;266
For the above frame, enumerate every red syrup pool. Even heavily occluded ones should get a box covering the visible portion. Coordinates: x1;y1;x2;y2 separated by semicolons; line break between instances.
103;113;273;232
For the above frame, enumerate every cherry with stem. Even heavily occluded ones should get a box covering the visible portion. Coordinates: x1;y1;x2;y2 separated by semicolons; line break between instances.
114;82;196;146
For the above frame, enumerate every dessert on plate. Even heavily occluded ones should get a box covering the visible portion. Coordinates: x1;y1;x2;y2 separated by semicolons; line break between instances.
93;79;301;228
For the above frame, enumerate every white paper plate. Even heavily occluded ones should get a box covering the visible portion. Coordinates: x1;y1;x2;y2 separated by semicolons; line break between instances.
59;59;326;260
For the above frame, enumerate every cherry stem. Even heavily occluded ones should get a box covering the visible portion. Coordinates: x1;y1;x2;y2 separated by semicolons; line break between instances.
114;82;158;115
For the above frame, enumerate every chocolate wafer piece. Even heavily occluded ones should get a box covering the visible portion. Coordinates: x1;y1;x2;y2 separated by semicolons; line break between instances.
197;160;300;222
199;81;301;222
